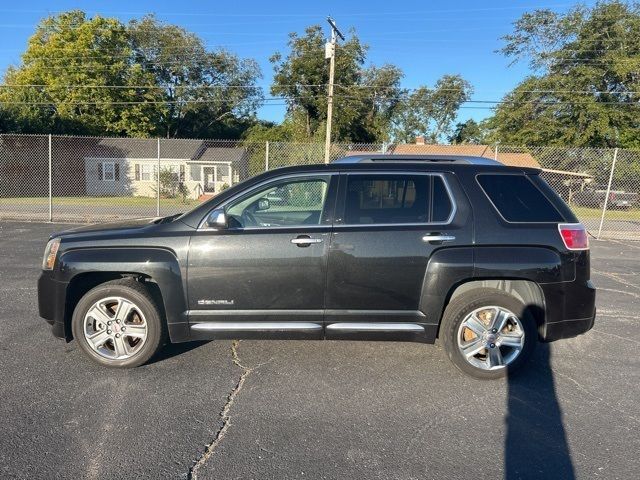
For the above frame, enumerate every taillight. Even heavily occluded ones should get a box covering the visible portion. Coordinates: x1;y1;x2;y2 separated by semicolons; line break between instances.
609;192;616;201
558;223;589;250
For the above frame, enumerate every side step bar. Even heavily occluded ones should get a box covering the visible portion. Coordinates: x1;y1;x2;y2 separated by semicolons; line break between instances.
188;322;430;342
190;322;424;333
191;322;322;332
326;322;424;332
325;322;426;341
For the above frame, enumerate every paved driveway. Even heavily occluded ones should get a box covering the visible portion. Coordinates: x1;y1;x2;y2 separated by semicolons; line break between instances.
0;222;638;479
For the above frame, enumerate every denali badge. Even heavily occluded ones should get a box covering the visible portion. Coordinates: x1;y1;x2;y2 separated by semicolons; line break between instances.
197;299;235;306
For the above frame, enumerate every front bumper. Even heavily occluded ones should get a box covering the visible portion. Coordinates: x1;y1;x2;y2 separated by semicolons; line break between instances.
539;279;596;342
38;272;70;340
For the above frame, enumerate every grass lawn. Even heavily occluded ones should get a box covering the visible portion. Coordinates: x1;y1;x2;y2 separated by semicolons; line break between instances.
570;206;640;221
1;196;204;208
3;196;640;222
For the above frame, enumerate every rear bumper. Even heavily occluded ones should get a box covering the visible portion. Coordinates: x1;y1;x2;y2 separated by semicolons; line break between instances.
542;314;596;342
539;279;596;342
38;272;70;340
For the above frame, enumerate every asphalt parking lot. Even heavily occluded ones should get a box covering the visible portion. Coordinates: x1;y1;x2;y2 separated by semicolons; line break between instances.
1;221;639;479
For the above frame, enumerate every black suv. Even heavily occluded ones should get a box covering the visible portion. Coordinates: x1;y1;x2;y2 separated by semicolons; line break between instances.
38;155;596;379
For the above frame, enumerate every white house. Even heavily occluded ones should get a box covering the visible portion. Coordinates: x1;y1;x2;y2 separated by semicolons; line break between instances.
83;139;247;199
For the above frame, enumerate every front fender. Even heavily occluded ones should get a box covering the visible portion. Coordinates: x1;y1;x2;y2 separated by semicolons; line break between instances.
57;247;188;342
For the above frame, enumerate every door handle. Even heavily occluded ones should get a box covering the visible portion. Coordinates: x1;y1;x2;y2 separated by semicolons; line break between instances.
291;235;323;247
422;234;456;243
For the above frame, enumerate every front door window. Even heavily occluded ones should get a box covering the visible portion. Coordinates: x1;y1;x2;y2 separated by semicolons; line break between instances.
226;178;329;228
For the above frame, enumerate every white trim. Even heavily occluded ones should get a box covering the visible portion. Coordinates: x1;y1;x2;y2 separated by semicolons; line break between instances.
139;163;155;181
542;168;593;179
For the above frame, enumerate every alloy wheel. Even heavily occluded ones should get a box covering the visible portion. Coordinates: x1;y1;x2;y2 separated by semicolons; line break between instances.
456;306;525;371
82;296;148;360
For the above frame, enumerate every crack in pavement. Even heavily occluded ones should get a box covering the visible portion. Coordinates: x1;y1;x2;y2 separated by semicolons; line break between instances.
188;340;253;480
591;328;640;345
592;269;640;291
596;287;640;299
597;308;638;316
608;239;640;250
554;370;640;427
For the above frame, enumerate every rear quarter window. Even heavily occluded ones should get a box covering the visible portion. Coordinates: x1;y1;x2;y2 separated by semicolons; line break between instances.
477;174;564;222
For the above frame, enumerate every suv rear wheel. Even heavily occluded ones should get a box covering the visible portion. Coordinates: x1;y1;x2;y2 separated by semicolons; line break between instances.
71;279;166;368
441;288;537;379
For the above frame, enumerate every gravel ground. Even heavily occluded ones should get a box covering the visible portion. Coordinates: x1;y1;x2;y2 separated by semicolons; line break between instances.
0;221;638;479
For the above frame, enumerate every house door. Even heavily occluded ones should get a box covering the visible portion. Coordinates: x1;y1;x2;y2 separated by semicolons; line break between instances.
203;164;231;193
203;167;216;192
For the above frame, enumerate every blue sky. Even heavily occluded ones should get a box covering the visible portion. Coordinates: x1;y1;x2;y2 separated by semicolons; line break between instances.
0;0;595;124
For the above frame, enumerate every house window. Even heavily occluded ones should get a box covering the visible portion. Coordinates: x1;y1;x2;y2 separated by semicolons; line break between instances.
165;165;179;182
102;162;116;182
139;164;155;181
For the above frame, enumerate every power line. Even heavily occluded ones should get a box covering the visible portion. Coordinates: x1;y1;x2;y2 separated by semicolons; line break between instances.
0;4;583;18
333;84;640;95
0;94;637;107
0;83;278;89
2;83;640;97
0;98;289;105
0;36;633;56
0;52;635;73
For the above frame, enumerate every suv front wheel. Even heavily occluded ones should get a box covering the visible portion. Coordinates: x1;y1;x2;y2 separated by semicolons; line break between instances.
71;279;166;368
441;288;537;379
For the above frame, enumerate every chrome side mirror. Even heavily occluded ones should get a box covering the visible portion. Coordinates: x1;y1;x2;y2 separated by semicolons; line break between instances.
206;209;228;229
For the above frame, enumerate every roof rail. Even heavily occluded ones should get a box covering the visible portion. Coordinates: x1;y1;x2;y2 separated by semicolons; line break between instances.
332;154;504;166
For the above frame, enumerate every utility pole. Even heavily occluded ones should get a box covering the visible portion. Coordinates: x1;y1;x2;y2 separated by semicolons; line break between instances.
324;17;344;164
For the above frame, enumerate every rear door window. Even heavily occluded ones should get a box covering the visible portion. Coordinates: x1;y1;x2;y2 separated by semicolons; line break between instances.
344;174;454;225
477;174;564;222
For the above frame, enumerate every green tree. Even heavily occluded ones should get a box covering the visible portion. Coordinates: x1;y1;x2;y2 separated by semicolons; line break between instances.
350;64;404;142
270;25;403;142
492;1;640;147
0;11;263;138
390;75;473;143
0;107;19;133
448;118;490;144
0;10;160;136
128;15;262;138
240;120;296;175
241;119;299;143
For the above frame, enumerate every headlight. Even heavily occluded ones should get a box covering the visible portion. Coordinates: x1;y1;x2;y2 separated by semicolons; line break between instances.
42;238;61;270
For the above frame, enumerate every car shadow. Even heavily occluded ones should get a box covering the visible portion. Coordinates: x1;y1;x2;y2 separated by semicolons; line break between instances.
148;340;211;364
505;341;575;479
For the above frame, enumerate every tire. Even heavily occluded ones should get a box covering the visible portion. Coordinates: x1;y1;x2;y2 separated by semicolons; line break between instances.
71;278;167;368
440;288;537;380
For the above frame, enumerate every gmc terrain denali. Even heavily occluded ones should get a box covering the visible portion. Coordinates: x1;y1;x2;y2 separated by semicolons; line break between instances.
38;155;596;379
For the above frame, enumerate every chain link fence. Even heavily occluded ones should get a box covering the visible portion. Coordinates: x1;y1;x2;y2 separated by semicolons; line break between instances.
498;145;640;240
1;134;639;240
